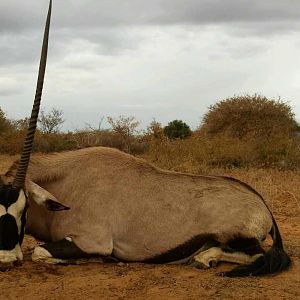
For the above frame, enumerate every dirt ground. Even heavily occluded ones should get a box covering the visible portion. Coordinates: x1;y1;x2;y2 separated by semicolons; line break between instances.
0;214;298;300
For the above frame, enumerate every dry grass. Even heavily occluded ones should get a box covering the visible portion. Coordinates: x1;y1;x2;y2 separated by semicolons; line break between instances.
145;135;300;170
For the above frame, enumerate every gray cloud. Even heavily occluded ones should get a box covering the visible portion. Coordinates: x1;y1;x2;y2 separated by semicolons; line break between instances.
0;32;42;66
1;1;299;68
1;1;300;129
1;1;300;32
0;78;23;96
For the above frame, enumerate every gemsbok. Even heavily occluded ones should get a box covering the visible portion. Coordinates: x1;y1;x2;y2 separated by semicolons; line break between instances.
0;0;291;276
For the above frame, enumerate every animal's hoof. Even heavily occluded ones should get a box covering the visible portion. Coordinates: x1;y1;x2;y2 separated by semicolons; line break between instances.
32;246;52;262
32;246;65;264
188;260;209;269
209;260;218;268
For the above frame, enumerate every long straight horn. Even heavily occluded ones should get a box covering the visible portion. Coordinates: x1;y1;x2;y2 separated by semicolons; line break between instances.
13;0;52;189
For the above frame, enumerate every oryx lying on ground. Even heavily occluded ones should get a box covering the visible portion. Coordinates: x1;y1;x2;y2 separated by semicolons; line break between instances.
0;1;291;276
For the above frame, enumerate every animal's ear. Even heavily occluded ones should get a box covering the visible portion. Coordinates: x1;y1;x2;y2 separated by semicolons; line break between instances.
44;199;70;211
26;180;70;211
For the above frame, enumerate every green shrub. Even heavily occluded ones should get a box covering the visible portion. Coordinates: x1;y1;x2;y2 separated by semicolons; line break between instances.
164;120;192;139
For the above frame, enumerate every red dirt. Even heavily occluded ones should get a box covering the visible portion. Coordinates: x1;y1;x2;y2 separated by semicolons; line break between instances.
0;215;299;300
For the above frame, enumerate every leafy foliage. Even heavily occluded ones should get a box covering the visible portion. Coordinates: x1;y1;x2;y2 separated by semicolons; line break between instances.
0;107;13;135
146;119;164;140
163;120;192;139
1;96;300;169
107;115;140;153
39;108;65;134
201;94;299;139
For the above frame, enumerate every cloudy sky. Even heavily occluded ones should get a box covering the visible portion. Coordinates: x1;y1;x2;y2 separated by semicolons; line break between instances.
1;0;300;131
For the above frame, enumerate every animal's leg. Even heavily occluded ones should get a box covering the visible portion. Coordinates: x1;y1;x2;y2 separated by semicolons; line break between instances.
189;246;263;269
32;238;117;264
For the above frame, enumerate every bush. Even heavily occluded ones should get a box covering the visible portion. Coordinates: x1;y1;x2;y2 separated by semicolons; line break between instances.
163;120;192;139
39;108;65;134
0;108;12;134
33;132;78;153
144;133;300;171
145;94;300;170
201;94;299;139
107;116;140;153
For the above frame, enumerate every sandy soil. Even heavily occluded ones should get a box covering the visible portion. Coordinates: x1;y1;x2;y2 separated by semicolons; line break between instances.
0;214;298;300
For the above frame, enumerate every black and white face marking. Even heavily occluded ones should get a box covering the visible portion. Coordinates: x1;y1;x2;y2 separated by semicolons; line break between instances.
0;184;27;264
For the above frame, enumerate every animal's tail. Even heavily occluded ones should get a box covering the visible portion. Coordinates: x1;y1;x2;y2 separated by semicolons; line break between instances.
223;215;291;277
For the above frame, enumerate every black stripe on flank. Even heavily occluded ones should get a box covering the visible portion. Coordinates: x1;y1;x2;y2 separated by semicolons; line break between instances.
41;239;95;259
144;234;217;264
223;237;265;256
